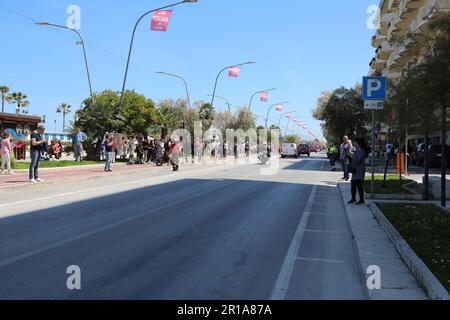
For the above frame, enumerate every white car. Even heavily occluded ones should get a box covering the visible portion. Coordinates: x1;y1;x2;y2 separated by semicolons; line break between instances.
281;143;298;158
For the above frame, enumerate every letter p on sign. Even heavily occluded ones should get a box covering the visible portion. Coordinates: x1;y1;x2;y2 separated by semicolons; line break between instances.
363;77;387;100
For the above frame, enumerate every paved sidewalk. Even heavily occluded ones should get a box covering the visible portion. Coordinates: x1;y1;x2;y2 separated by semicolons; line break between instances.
0;163;164;189
338;182;428;300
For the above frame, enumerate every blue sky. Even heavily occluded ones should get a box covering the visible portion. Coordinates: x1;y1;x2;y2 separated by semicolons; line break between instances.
1;0;378;138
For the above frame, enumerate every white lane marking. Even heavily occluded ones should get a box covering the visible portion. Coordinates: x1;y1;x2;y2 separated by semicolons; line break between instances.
0;164;234;210
294;257;345;264
0;180;238;268
304;229;348;235
309;212;342;217
270;185;317;300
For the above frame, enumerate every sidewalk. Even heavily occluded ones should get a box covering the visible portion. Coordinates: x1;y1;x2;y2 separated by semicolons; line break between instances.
338;182;428;300
0;162;164;189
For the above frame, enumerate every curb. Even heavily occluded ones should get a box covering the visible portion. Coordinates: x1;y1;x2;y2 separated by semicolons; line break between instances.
371;194;423;200
337;183;371;300
11;163;110;173
369;202;450;300
0;166;167;191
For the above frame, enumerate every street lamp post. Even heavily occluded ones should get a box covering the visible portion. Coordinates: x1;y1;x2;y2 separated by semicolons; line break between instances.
248;88;277;111
277;110;296;128
285;115;299;137
35;22;94;104
207;94;231;113
119;0;197;110
155;72;191;109
210;62;255;109
264;102;290;129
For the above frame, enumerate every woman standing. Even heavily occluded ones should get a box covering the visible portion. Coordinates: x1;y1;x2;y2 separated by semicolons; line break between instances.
1;132;13;175
347;137;369;205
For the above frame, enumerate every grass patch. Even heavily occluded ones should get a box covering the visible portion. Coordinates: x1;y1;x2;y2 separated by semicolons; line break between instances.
364;175;415;194
378;203;450;292
13;160;101;170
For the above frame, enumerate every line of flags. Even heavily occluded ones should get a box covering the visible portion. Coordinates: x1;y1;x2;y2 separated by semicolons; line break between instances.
149;10;322;143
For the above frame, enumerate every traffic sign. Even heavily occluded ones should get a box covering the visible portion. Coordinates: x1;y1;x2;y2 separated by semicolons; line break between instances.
363;77;386;100
364;100;384;110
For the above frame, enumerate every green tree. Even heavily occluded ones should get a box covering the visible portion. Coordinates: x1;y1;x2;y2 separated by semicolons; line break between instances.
233;107;257;131
312;87;369;142
8;92;29;114
74;90;124;160
0;86;10;113
56;103;72;132
283;135;300;145
121;91;157;136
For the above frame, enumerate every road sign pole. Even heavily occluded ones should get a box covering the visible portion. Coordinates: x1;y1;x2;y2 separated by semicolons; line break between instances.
371;109;375;200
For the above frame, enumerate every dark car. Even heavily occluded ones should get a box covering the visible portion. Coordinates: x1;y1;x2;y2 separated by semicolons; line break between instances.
412;143;450;167
429;145;450;168
297;144;310;157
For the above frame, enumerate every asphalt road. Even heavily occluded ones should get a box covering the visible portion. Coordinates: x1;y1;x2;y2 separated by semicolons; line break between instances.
0;154;367;300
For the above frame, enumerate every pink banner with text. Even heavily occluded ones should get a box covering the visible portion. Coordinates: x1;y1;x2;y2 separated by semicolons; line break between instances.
151;10;172;32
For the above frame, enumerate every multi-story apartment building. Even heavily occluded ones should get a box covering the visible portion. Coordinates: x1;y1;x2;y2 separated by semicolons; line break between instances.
369;0;450;147
370;0;450;83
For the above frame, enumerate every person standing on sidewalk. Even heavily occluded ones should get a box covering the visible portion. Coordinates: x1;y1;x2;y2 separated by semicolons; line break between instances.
1;132;13;175
104;134;114;172
169;140;181;172
347;137;369;205
327;143;338;171
29;126;47;183
340;135;351;181
72;127;87;162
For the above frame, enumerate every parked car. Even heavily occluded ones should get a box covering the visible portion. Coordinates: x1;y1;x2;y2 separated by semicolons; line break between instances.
412;143;450;167
281;143;298;158
297;144;310;157
429;145;450;168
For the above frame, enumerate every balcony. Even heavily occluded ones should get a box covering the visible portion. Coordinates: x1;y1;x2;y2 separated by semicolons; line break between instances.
409;0;450;34
377;41;396;60
389;0;401;11
372;34;387;47
370;56;388;69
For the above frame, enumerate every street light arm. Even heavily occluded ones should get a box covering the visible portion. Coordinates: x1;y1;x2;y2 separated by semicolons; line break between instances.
35;22;94;103
210;62;255;108
248;88;277;111
156;72;191;109
119;0;192;110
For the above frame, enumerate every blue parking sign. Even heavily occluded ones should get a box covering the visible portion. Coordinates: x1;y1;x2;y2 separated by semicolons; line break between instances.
363;77;386;100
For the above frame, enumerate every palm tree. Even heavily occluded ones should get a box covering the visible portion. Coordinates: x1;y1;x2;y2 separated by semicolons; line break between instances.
8;92;29;114
56;103;72;132
0;86;10;113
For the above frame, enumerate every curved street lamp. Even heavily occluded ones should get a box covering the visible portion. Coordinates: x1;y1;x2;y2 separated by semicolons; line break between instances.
277;110;296;128
155;71;191;109
264;102;290;129
210;61;255;109
119;0;198;110
248;88;277;111
285;115;299;136
207;94;231;113
35;22;94;104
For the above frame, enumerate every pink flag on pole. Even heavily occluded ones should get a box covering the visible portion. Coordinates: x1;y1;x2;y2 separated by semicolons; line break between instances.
228;67;241;77
275;104;283;112
151;10;172;32
260;91;269;102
